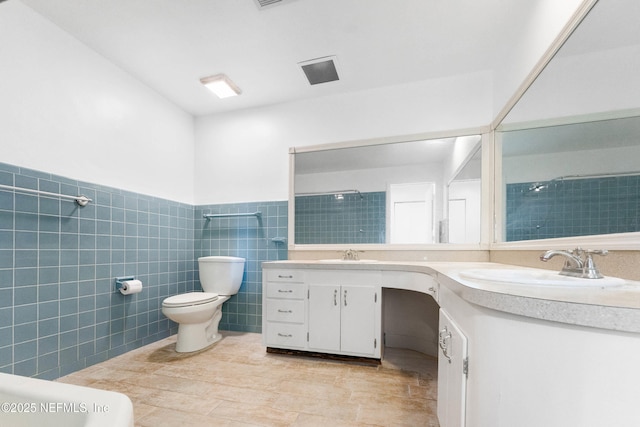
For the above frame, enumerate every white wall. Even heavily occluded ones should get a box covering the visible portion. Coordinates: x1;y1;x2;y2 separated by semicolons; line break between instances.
193;1;585;206
443;135;482;184
194;71;493;205
491;0;585;118
504;44;640;123
1;1;587;207
295;163;443;195
0;2;195;203
503;145;640;184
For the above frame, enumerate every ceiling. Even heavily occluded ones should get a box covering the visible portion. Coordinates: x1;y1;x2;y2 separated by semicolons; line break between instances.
18;0;541;117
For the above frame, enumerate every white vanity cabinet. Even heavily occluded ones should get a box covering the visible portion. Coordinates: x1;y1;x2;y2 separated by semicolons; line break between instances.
262;267;382;359
306;270;381;358
437;308;468;427
308;283;380;357
262;269;307;349
381;270;438;301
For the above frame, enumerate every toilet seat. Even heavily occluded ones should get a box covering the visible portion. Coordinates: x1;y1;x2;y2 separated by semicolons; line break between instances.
163;292;219;308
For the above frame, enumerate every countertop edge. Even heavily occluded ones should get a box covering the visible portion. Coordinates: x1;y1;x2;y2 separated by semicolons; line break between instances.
262;260;640;334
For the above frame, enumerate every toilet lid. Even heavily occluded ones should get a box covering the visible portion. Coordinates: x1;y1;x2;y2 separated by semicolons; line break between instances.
163;292;219;308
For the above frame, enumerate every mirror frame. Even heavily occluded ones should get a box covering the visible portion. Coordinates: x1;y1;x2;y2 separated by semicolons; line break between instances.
288;127;494;251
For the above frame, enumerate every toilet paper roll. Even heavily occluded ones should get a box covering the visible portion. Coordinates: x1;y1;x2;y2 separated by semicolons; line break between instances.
120;279;143;295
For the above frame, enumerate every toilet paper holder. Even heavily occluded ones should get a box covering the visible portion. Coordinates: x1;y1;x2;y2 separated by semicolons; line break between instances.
115;276;135;291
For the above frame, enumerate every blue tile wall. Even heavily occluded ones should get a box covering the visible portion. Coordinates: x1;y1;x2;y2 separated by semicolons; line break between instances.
506;176;640;241
194;202;288;333
0;161;289;380
294;192;386;244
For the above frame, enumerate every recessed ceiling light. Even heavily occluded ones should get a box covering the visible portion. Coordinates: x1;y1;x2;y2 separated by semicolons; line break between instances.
200;74;242;98
298;56;340;85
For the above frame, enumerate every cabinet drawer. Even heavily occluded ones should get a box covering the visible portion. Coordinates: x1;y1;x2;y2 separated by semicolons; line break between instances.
265;323;306;349
266;282;306;299
266;299;305;323
266;269;304;282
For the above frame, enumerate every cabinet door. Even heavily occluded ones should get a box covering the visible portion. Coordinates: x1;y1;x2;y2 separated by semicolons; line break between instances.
308;284;341;352
437;309;468;427
341;285;378;356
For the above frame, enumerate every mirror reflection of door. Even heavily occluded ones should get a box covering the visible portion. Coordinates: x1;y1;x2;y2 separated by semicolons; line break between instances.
448;179;481;243
388;182;435;243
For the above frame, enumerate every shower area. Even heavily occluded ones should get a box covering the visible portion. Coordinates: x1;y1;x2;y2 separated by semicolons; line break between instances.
505;172;640;241
294;191;386;244
501;115;640;242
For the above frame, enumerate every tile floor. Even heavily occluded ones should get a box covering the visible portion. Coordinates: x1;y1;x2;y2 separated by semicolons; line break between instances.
57;332;440;426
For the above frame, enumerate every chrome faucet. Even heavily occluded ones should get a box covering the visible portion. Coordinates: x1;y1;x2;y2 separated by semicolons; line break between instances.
340;249;362;261
539;247;608;279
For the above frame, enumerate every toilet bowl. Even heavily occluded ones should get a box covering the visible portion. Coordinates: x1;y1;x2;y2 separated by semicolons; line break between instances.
162;256;245;353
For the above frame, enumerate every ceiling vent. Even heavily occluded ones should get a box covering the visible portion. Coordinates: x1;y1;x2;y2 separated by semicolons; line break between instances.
253;0;296;10
298;56;340;85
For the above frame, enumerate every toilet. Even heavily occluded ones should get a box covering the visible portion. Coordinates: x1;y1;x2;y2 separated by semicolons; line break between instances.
162;256;245;353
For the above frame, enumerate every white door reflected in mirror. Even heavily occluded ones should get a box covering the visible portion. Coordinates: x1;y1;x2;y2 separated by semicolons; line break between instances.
448;179;481;244
389;182;435;244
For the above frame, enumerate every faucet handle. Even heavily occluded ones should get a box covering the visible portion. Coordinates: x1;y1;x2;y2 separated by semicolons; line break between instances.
585;249;608;256
582;249;608;279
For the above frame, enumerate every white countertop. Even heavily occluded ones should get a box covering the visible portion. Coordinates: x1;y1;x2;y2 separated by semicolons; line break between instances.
263;260;640;333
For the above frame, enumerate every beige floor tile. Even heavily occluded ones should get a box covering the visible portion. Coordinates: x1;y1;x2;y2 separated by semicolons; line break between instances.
292;413;379;427
132;402;158;421
358;398;439;427
142;387;224;415
57;332;440;427
272;393;360;422
136;407;227;427
210;400;299;427
274;378;353;401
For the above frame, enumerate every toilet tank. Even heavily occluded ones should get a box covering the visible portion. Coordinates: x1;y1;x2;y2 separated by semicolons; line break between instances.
197;256;245;295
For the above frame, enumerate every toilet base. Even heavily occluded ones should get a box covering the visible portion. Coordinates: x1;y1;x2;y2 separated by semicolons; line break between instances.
174;302;226;353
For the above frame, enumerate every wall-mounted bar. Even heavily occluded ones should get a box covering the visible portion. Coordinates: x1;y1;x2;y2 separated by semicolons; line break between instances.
296;189;362;199
0;183;92;207
554;171;640;181
203;211;262;219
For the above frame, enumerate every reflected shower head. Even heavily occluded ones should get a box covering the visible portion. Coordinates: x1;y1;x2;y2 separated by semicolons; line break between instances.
528;183;548;192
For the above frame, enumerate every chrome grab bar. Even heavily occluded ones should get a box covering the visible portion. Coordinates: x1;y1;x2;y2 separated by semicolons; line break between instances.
0;183;91;207
203;211;262;219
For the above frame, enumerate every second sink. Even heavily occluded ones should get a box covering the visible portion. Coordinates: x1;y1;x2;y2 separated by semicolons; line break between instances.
459;268;626;287
316;259;379;264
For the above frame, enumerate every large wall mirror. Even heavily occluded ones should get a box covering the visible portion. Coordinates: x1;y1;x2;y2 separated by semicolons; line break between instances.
292;134;482;246
496;0;640;243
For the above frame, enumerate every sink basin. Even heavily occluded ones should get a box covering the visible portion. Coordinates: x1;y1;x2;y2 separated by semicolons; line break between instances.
316;259;379;264
459;269;626;287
